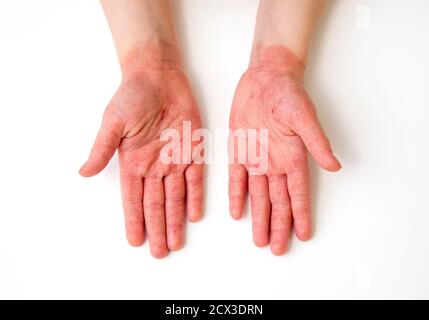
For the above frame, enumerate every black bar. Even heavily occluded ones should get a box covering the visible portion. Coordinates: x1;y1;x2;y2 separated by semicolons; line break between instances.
0;300;427;319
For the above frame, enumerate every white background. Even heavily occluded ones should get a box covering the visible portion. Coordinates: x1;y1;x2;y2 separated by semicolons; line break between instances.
0;0;428;299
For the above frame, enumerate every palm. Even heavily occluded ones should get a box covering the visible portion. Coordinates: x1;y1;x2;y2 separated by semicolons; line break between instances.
230;69;309;176
115;71;201;177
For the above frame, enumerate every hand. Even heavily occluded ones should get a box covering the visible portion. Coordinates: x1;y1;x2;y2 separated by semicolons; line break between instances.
228;47;341;255
80;63;204;258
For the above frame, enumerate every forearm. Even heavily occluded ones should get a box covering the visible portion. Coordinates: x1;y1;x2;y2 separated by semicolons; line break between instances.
100;0;181;75
250;0;327;70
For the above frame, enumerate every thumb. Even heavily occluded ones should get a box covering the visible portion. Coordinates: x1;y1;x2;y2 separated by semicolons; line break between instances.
79;110;124;177
293;109;341;172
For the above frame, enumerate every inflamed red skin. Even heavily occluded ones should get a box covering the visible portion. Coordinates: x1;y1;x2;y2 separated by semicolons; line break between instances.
80;45;204;259
229;45;341;255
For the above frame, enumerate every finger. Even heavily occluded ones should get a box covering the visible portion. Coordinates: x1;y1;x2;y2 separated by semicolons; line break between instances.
249;175;270;247
143;178;168;258
79;110;124;177
268;175;292;255
164;173;186;251
287;161;312;241
229;164;247;220
120;172;144;246
293;108;341;172
185;163;204;222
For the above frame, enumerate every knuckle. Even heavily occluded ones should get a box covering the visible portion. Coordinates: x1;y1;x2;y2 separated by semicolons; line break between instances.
292;192;310;204
125;218;144;225
186;166;203;178
186;177;203;188
270;200;291;211
122;196;141;205
293;214;311;221
165;196;185;208
229;176;246;184
229;194;244;204
144;199;164;211
249;186;269;199
271;214;292;228
188;194;202;202
166;222;184;232
251;202;270;215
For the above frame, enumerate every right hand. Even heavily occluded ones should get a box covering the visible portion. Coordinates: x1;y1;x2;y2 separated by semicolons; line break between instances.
80;59;204;259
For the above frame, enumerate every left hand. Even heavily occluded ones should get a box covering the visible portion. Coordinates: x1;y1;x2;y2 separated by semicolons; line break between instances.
228;54;341;255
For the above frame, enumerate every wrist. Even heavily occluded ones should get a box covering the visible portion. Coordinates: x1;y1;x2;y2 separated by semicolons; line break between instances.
120;41;182;79
249;43;306;78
